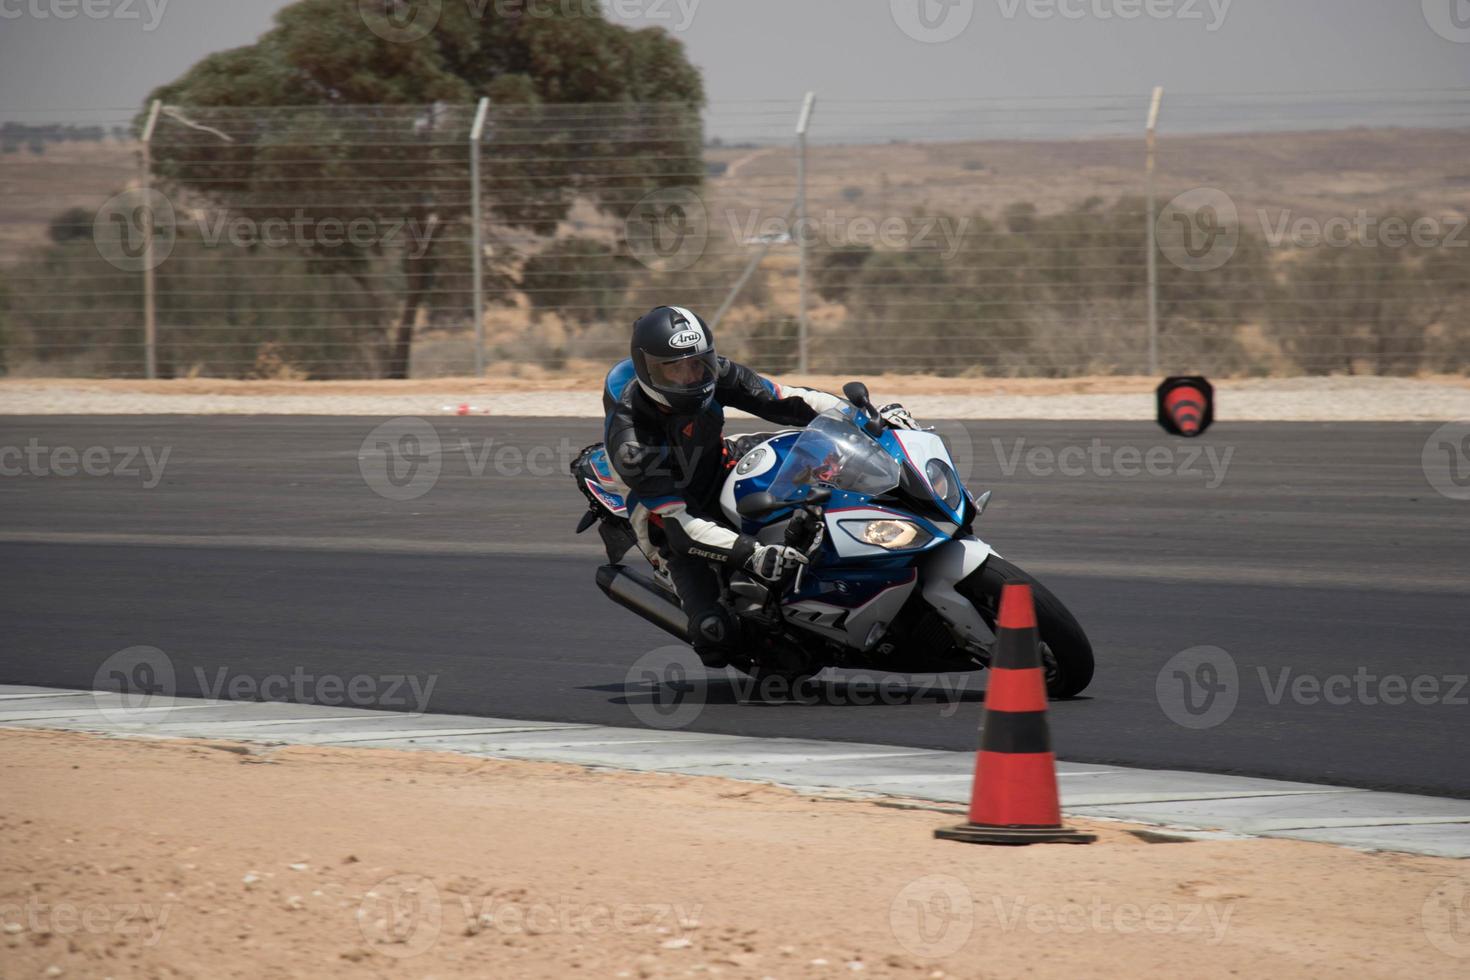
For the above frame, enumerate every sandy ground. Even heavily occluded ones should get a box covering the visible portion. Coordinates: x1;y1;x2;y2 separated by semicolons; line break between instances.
3;375;1470;421
3;729;1467;979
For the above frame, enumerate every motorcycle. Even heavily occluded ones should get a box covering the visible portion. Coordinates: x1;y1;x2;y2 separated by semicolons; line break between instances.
571;382;1094;699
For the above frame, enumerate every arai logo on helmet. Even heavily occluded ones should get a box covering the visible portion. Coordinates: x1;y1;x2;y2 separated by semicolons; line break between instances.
669;328;705;350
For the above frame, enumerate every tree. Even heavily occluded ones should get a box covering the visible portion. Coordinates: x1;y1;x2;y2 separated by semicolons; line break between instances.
519;237;632;328
140;0;704;377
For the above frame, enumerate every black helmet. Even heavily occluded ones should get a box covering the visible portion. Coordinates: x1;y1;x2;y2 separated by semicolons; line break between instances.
630;306;718;414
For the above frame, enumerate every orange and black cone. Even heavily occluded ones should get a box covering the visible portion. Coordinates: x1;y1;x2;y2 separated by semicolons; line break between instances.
1156;376;1215;438
935;584;1096;846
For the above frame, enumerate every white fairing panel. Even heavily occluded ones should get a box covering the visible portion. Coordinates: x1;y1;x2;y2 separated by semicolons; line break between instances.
719;438;782;525
784;571;918;648
919;538;996;649
892;429;954;497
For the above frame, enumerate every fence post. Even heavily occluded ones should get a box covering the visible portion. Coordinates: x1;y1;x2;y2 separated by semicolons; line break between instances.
140;99;162;380
795;91;816;375
470;97;490;378
1145;86;1164;377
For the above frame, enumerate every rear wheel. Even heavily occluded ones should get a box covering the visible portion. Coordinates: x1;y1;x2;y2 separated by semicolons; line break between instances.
958;556;1095;699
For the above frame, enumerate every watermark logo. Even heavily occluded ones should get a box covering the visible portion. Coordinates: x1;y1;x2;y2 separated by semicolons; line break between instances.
1157;646;1468;730
359;417;443;501
1423;875;1470;958
724;209;972;260
95;190;440;272
622;646;975;730
0;439;172;488
1256;210;1467;251
357;874;443;959
994;0;1232;31
92;645;177;724
359;0;441;42
1156;645;1238;730
626;187;710;272
1157;187;1239;272
891;0;975;43
889;875;975;958
94;188;176;273
0;900;172;947
194;667;438;714
624;645;708;730
1422;421;1470;501
992;896;1234;942
0;0;171;30
988;437;1234;488
1423;0;1470;44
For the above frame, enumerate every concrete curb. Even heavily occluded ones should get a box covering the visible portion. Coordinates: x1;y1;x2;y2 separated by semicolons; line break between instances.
5;684;1468;858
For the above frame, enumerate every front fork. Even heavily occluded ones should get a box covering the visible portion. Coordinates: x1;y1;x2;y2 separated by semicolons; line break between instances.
919;537;998;662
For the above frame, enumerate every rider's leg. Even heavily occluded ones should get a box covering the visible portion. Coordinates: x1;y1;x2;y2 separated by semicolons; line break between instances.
665;550;738;670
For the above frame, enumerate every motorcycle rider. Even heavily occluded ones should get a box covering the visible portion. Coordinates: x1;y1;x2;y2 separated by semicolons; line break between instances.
603;305;918;668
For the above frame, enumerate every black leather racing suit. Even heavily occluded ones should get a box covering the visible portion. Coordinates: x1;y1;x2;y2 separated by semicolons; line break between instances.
604;357;842;655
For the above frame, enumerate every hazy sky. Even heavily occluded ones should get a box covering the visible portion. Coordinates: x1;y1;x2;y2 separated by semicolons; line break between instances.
1;0;1467;126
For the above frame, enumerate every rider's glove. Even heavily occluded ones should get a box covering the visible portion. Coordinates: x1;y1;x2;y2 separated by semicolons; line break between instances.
746;544;809;582
879;403;921;430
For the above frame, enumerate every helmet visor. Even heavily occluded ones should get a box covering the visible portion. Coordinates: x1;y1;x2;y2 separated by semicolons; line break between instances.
647;350;718;393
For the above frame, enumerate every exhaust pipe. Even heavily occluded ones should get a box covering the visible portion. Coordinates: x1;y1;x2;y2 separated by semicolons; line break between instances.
596;565;690;642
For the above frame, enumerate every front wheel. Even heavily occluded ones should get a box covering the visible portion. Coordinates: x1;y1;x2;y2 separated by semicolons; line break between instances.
958;556;1095;699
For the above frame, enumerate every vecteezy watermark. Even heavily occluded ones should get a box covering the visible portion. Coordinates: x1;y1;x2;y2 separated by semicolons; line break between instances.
1156;645;1239;730
358;874;443;959
0;0;170;30
194;666;438;715
355;873;701;959
93;645;178;724
1157;188;1469;272
93;189;437;274
993;0;1232;30
357;0;700;44
988;437;1234;489
1422;874;1470;958
991;896;1235;943
623;646;972;731
1255;210;1468;251
91;646;438;721
1422;421;1470;501
1422;0;1470;44
0;900;173;948
1156;187;1240;273
1157;646;1469;730
92;188;177;274
0;438;171;488
357;417;581;502
723;209;972;261
625;186;710;273
892;0;1230;43
889;875;975;959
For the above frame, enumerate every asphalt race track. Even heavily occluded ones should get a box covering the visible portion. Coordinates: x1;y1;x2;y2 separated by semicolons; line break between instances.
2;416;1468;798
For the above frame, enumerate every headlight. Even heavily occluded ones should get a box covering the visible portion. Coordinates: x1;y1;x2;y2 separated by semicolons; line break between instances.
839;519;934;551
925;458;964;510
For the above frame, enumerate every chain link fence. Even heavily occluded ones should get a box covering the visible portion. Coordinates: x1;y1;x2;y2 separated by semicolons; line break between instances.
1;91;1467;379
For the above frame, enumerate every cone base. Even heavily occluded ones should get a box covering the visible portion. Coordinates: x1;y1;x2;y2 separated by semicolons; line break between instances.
934;822;1097;846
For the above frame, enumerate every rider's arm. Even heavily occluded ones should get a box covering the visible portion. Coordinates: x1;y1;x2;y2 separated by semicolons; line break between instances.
606;424;757;571
715;358;844;426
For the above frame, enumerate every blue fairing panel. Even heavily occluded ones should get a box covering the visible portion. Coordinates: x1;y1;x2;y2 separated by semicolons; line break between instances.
605;358;637;403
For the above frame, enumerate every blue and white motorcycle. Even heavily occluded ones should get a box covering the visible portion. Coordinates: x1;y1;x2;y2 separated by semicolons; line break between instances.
572;382;1094;699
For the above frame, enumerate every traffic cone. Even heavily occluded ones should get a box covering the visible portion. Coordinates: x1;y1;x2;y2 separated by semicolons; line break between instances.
1156;376;1215;438
935;584;1096;846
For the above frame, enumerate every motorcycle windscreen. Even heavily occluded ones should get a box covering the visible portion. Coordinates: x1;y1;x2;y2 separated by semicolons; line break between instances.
766;409;902;500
